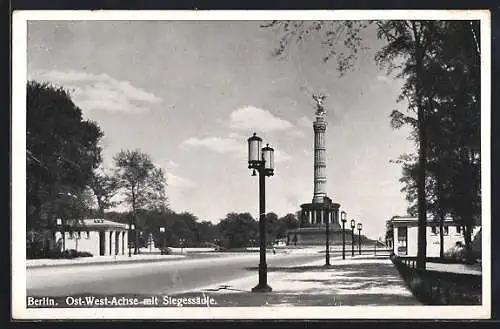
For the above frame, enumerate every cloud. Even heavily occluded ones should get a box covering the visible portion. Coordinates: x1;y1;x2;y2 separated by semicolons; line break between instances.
167;160;179;168
275;149;292;163
229;106;294;132
296;116;313;129
181;136;242;154
29;69;162;113
376;75;392;85
166;172;197;188
287;130;306;138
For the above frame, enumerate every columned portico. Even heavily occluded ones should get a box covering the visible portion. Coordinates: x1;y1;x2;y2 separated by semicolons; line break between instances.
55;219;128;256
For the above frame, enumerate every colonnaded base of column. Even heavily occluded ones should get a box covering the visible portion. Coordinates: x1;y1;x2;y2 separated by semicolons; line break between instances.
285;227;354;246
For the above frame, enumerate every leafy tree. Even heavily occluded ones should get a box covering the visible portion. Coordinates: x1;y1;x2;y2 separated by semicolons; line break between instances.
27;81;103;249
387;21;480;262
263;20;481;267
113;149;168;253
217;213;259;249
88;169;119;217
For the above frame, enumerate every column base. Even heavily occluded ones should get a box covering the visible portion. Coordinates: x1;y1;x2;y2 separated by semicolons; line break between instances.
252;284;272;292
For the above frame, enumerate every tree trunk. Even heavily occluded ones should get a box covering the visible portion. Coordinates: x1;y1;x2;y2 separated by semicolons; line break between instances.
463;224;473;263
437;174;445;260
415;52;428;270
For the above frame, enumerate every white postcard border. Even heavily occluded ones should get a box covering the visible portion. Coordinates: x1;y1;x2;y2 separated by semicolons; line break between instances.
12;9;492;320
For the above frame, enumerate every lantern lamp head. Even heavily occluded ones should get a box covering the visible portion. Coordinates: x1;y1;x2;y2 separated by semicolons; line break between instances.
350;219;355;228
247;133;263;168
357;223;362;230
262;143;274;175
341;211;347;222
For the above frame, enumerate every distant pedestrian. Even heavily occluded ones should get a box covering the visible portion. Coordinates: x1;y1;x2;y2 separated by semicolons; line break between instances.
273;246;276;254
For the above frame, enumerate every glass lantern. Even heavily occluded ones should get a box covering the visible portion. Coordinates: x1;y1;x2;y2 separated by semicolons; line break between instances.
357;223;363;231
341;211;347;223
247;133;262;167
262;143;274;172
351;219;355;228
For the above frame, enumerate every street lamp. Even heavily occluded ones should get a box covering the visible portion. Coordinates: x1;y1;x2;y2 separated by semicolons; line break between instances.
341;211;347;260
179;238;186;253
56;218;65;252
160;227;166;255
323;196;332;267
127;223;135;257
248;132;274;293
357;223;363;255
350;219;356;257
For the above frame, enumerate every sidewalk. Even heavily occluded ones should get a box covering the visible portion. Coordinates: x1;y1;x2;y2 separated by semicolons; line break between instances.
26;254;186;269
189;255;420;306
426;262;482;276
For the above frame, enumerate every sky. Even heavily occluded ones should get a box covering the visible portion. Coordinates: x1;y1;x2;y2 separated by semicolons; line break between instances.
27;19;416;240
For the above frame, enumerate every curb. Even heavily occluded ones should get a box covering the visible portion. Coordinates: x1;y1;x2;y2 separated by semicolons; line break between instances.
26;256;187;269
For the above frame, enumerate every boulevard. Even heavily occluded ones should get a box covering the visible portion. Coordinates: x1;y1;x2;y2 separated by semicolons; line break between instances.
27;251;323;296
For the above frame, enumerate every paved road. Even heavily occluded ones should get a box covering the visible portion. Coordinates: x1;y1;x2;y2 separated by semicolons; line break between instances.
27;252;323;296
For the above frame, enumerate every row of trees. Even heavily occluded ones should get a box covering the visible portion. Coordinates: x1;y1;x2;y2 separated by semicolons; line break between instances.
263;20;481;266
26;81;300;255
101;210;300;250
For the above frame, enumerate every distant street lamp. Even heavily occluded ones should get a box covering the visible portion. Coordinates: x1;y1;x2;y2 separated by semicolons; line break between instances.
127;223;135;257
248;132;275;293
323;196;332;267
179;238;186;253
351;219;356;257
160;227;166;255
341;211;347;260
56;218;65;251
357;223;363;255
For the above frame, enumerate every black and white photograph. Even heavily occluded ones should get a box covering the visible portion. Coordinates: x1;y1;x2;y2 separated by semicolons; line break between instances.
11;10;491;319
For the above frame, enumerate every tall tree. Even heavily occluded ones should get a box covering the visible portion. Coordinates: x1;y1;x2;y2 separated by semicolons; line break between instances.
88;169;119;217
263;20;480;269
113;149;168;253
27;81;103;233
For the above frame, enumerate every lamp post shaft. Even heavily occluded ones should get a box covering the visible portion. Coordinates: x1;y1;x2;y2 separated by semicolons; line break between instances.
325;210;330;266
258;169;269;288
252;167;271;292
358;229;362;255
128;222;132;257
351;229;355;257
134;214;138;255
342;221;346;260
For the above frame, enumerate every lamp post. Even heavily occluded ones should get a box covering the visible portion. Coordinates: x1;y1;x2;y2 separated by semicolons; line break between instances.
56;218;65;252
248;132;274;293
127;223;135;257
351;219;355;257
323;196;332;267
357;223;363;255
179;238;185;254
160;227;166;255
341;211;347;260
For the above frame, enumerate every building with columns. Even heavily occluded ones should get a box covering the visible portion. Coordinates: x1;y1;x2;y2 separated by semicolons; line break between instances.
389;215;481;257
54;218;129;256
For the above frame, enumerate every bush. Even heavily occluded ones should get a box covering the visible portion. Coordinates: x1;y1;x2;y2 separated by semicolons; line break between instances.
77;251;93;257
